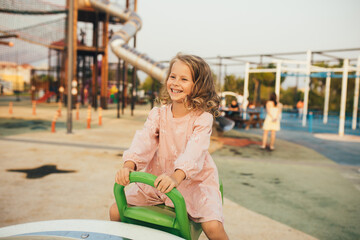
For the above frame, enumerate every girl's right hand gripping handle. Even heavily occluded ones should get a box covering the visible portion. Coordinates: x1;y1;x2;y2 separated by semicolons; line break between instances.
113;171;192;240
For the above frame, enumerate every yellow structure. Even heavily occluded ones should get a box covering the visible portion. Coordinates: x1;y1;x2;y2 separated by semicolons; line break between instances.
0;62;32;93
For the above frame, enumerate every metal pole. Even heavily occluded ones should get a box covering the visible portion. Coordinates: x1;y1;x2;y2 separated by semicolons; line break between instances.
302;50;312;127
294;64;299;103
323;72;331;124
275;61;281;102
308;112;313;133
151;78;155;109
94;11;99;111
122;61;126;114
218;56;222;92
117;58;121;118
66;0;74;134
81;56;85;105
15;51;20;101
56;50;61;103
48;48;51;99
352;55;360;130
242;62;250;119
134;0;137;12
339;59;349;136
131;35;137;116
223;64;227;91
131;0;137;116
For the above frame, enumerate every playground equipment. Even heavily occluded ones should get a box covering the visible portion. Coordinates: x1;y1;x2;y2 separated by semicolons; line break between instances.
114;171;223;240
1;0;167;133
205;49;360;135
0;172;223;240
63;0;167;111
36;91;55;103
0;219;183;240
241;52;360;136
61;0;168;132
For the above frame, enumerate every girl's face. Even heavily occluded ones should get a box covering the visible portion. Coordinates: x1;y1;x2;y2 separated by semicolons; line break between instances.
167;60;194;103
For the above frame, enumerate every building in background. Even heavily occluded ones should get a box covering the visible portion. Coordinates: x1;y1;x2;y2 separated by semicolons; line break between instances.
0;62;32;94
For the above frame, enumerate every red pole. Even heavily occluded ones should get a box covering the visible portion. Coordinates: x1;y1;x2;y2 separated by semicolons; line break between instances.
58;102;62;117
9;102;13;114
98;107;102;126
51;111;59;133
87;105;91;129
32;101;36;115
76;102;80;120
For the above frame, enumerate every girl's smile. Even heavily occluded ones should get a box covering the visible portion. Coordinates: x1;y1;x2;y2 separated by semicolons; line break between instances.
167;60;194;103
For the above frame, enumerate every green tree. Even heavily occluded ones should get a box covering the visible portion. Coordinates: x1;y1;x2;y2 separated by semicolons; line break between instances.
223;74;244;93
141;75;162;93
248;63;286;106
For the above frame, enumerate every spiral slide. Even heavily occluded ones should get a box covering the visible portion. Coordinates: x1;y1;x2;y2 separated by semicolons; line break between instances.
79;0;234;132
79;0;167;82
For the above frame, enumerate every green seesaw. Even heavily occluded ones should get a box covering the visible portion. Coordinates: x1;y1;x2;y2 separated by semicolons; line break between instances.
114;171;223;240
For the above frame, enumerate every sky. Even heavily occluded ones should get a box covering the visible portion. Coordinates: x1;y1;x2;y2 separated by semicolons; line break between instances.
2;0;359;89
108;0;360;88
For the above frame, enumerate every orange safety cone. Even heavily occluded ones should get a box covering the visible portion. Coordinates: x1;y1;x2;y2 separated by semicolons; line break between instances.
98;107;102;126
76;103;80;120
32;101;36;115
9;102;13;114
51;111;59;133
87;105;91;129
58;102;62;117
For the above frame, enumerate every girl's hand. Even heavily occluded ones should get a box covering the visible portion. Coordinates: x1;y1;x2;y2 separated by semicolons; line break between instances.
272;118;277;122
115;167;134;186
154;174;179;193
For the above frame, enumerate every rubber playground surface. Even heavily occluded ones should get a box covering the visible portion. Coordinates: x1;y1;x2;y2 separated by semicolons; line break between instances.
1;96;360;240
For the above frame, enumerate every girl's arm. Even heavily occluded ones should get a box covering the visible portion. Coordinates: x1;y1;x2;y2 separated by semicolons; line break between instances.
265;101;274;119
122;107;160;171
275;103;283;119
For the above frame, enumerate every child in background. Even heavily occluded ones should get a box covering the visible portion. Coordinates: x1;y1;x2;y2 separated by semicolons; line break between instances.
109;53;229;239
261;92;282;150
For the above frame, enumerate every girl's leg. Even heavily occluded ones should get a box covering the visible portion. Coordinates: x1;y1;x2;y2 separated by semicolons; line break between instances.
109;202;121;221
261;130;268;148
201;220;229;240
270;130;276;149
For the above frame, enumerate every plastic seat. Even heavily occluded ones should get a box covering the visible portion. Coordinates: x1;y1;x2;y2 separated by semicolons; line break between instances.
114;172;223;240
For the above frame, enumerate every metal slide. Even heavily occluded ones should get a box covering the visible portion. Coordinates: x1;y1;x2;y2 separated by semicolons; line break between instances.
80;0;234;132
79;0;167;82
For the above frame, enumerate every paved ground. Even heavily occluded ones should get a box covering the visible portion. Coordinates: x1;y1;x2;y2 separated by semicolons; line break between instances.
1;96;359;239
213;130;360;240
244;128;360;166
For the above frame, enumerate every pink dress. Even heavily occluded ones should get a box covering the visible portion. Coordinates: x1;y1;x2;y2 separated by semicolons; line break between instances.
123;104;223;223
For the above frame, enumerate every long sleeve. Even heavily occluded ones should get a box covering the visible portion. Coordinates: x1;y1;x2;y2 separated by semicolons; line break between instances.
174;112;213;179
122;107;160;171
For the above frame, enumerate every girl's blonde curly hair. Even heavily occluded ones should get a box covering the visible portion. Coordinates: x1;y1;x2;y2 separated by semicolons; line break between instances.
158;53;220;117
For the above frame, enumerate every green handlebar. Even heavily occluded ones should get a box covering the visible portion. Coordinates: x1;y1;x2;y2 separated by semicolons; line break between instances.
114;172;192;240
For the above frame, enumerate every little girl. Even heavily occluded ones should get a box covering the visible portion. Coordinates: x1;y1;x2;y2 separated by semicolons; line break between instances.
261;92;282;150
109;53;229;240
